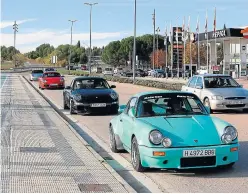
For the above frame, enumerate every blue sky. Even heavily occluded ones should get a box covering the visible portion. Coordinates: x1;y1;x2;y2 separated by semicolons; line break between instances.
1;0;247;53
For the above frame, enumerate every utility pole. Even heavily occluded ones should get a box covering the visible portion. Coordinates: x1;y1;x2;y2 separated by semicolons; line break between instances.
152;9;156;70
85;2;98;74
156;27;160;68
13;21;18;67
68;20;77;73
132;0;137;83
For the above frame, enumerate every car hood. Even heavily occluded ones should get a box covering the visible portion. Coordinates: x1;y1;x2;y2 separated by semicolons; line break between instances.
206;87;248;97
75;88;114;96
138;115;222;147
32;73;43;77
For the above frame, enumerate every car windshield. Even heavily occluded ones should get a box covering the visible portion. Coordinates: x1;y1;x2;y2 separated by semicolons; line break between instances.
32;70;43;74
74;79;110;89
204;76;240;88
45;68;55;71
105;68;112;71
137;93;208;118
44;72;61;77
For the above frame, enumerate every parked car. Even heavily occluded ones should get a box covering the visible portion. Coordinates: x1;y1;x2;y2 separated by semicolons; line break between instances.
114;67;124;75
181;74;248;112
44;67;56;72
103;67;113;76
63;77;119;114
30;70;43;81
136;69;147;77
38;72;65;90
109;91;239;172
121;70;133;77
150;69;166;78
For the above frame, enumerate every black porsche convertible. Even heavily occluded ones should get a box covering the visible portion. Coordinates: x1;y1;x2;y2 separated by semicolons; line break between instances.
63;77;119;114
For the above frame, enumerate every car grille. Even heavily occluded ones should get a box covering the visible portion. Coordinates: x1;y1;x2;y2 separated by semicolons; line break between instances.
180;156;216;168
80;95;113;103
225;97;246;100
226;104;246;108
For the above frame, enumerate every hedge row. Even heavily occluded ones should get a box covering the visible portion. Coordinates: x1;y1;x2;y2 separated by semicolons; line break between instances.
58;70;184;91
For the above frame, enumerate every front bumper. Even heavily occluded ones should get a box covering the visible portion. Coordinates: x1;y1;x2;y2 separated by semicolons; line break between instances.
31;77;39;81
73;101;119;113
139;144;239;169
43;83;65;88
210;99;248;110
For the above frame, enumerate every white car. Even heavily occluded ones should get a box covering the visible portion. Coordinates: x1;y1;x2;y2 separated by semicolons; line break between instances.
103;67;113;76
114;67;123;75
181;74;248;112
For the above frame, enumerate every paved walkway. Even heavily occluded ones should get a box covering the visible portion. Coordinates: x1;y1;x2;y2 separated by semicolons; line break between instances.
1;75;130;193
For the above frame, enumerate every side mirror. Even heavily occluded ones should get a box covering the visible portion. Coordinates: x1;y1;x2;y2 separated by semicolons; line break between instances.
128;107;135;117
65;86;71;90
110;85;116;88
195;85;203;89
118;105;127;114
205;106;211;114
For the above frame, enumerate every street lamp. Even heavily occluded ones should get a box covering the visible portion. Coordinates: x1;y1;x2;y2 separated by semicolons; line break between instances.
84;2;98;74
132;0;137;82
68;19;77;72
156;27;160;68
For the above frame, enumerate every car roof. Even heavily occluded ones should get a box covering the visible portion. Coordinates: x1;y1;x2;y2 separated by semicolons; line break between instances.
195;74;231;77
74;76;105;81
133;91;192;98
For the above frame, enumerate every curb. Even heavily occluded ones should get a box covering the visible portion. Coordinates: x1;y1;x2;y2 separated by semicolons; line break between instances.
22;76;136;193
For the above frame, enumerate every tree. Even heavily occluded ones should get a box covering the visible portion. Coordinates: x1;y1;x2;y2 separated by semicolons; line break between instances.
12;53;26;66
76;40;81;48
80;53;88;64
102;41;122;65
150;50;166;68
1;46;20;61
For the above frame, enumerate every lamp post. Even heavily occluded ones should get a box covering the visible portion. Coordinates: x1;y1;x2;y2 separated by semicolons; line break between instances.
132;0;137;83
68;20;77;72
13;21;18;67
84;2;98;74
156;27;160;68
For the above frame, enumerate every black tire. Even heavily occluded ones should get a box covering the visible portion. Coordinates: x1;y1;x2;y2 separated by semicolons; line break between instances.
41;87;44;90
203;98;213;113
69;99;76;114
243;108;248;113
131;137;146;172
63;96;69;110
109;125;120;153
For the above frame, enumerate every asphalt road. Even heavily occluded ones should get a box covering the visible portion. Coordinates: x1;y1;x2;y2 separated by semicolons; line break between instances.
30;76;248;193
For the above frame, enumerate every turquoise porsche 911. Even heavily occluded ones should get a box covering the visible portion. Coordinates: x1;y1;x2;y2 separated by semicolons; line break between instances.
109;91;239;172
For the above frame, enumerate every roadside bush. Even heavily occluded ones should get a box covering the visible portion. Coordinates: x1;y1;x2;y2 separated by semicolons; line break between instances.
58;70;184;91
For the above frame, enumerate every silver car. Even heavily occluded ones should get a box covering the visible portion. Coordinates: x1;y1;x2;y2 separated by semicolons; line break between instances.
181;74;248;112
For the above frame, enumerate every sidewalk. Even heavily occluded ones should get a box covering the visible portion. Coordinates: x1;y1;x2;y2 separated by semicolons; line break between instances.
1;75;132;193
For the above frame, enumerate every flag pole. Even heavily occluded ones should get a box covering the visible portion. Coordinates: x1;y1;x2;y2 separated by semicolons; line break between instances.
170;22;173;78
183;16;186;79
197;15;200;71
214;7;217;69
176;18;179;78
165;24;168;78
205;10;209;73
188;16;192;77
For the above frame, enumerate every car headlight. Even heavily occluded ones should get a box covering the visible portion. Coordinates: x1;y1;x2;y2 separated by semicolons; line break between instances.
162;137;172;147
149;130;163;145
110;92;118;100
74;94;82;101
221;126;238;144
211;95;223;100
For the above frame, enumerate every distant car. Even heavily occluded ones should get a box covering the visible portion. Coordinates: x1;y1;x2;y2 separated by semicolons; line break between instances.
150;69;165;78
109;91;239;172
63;77;119;114
136;69;147;77
114;67;124;75
44;67;56;72
30;70;44;81
38;72;65;90
103;67;113;76
181;74;248;112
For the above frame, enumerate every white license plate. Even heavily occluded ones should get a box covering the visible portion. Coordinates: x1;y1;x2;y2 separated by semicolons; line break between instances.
50;84;58;86
90;103;106;107
229;101;243;104
183;149;216;157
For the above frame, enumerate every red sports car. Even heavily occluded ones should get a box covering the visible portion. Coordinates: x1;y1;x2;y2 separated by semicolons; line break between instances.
38;72;65;90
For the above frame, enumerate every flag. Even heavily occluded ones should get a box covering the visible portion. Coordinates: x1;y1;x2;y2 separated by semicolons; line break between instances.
169;22;172;43
182;16;185;41
164;25;168;45
223;24;226;30
213;7;216;32
205;10;208;33
187;16;191;41
176;27;179;44
196;15;199;33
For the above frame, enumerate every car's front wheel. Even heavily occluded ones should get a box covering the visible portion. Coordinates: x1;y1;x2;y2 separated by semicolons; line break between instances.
109;125;119;153
69;99;76;114
131;137;146;172
203;98;213;113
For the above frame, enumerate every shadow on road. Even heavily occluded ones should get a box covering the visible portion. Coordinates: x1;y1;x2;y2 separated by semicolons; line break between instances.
213;110;248;115
144;141;248;178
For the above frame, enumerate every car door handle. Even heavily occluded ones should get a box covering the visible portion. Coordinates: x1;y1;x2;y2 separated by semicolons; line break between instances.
120;119;123;122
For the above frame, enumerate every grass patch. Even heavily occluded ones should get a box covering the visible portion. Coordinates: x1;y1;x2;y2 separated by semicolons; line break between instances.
1;62;15;70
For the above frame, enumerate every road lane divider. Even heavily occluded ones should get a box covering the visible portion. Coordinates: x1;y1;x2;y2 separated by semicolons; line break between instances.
24;75;176;193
